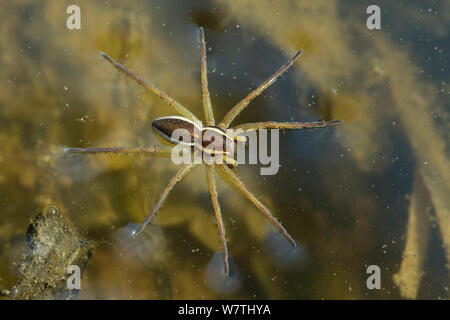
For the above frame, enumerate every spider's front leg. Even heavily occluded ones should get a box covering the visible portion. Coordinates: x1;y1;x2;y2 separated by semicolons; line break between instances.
219;49;303;130
233;120;342;132
199;27;215;126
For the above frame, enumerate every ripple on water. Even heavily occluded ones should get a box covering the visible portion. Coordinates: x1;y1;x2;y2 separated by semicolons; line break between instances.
205;252;242;295
265;231;307;271
117;222;168;268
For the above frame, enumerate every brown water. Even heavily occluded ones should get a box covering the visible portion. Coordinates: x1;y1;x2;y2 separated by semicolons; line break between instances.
0;0;448;299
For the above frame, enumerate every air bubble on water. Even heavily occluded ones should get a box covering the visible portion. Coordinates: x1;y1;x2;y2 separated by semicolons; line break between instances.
265;231;307;270
46;206;60;216
205;252;242;295
117;222;168;268
119;223;140;246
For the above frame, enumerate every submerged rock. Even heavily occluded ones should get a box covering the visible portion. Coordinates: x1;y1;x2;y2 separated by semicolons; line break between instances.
3;205;95;300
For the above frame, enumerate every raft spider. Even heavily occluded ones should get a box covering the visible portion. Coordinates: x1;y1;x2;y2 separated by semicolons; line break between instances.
66;27;341;275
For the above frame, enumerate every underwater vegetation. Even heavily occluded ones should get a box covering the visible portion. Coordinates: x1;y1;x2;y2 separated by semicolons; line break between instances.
0;0;448;299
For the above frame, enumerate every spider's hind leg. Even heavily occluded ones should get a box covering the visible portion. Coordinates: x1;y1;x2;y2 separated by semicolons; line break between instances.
100;52;200;123
64;146;174;155
133;163;197;236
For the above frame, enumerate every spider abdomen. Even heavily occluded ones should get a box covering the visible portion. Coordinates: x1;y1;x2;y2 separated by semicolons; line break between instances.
152;116;198;146
152;116;234;155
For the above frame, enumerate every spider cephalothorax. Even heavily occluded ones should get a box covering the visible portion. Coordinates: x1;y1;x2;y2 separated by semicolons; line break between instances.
66;27;340;275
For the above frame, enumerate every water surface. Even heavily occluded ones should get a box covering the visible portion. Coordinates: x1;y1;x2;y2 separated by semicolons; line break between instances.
0;0;448;299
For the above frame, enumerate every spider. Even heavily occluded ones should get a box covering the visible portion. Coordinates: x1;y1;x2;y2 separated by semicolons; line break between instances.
66;27;341;275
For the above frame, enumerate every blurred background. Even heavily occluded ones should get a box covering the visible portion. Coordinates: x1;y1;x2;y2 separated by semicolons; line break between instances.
0;0;448;299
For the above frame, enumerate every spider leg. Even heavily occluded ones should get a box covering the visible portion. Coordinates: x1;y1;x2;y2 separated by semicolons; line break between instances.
219;49;303;129
218;164;296;247
206;164;229;275
100;52;200;123
64;146;173;155
234;120;342;131
199;27;215;126
222;154;238;168
133;163;197;236
234;135;247;143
